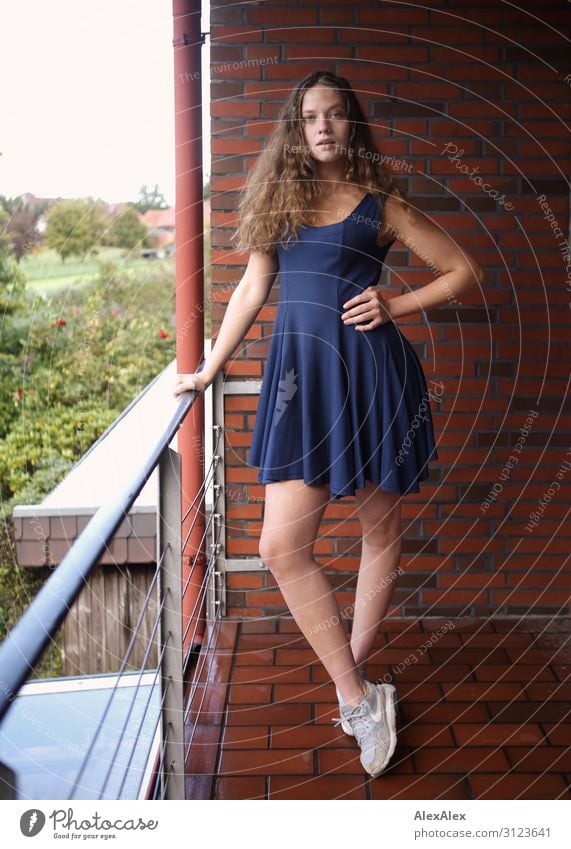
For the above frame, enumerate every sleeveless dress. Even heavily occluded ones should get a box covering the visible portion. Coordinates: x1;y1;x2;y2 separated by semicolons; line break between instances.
247;191;439;500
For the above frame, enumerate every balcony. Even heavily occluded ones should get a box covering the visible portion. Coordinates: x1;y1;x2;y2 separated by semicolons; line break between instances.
1;364;569;801
185;617;570;800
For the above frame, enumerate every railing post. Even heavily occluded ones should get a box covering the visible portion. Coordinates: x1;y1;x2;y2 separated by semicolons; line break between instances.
209;371;226;618
157;447;185;800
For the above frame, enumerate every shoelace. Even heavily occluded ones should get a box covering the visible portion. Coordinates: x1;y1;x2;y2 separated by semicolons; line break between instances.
333;701;380;743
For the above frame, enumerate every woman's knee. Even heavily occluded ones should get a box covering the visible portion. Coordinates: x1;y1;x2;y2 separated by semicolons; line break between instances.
356;487;402;543
259;532;289;570
259;481;329;573
259;531;306;576
361;511;402;549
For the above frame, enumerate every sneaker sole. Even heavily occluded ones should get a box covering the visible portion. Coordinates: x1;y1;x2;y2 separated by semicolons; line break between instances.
363;683;398;778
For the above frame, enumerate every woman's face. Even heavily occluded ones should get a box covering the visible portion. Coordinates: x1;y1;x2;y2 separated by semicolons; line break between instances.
299;84;351;165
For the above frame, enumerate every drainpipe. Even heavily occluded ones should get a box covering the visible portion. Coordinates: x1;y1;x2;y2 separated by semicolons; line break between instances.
172;0;205;655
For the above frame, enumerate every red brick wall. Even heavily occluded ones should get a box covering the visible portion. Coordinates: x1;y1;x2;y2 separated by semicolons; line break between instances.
209;1;571;618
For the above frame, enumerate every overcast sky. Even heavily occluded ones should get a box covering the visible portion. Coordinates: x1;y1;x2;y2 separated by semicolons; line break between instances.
0;1;210;206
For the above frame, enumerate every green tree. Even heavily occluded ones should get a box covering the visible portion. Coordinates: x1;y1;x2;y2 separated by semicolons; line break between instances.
105;205;147;250
0;207;27;439
134;183;168;213
0;208;26;311
0;258;175;675
44;198;105;262
0;195;47;261
0;258;175;507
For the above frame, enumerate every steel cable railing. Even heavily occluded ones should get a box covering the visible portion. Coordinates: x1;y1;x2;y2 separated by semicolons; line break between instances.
0;361;218;800
70;592;169;800
182;480;223;671
67;555;165;798
180;426;223;652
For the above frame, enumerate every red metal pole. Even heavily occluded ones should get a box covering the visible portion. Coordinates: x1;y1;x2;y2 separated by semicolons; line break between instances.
172;0;205;654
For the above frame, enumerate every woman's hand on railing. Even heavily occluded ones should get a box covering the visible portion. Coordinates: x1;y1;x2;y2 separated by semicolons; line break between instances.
173;372;211;396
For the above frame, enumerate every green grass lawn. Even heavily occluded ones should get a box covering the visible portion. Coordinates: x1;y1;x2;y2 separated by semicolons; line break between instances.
21;238;211;335
21;247;170;294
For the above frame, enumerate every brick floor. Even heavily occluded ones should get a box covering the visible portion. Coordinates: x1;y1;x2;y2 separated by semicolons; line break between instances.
184;616;571;800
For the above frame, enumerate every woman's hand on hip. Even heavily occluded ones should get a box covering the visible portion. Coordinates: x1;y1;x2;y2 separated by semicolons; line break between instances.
341;286;393;331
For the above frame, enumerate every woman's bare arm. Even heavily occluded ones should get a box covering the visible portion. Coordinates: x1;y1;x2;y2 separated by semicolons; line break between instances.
174;250;279;395
379;194;485;320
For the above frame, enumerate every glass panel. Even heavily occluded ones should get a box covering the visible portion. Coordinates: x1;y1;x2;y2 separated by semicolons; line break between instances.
0;672;160;800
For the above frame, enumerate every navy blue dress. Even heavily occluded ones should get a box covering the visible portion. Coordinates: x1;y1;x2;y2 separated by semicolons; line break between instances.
247;191;438;500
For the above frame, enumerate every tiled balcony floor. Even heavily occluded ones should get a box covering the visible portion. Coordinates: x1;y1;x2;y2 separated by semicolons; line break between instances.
184;616;571;800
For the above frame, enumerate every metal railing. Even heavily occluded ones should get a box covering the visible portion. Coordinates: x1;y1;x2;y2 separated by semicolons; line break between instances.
0;363;223;800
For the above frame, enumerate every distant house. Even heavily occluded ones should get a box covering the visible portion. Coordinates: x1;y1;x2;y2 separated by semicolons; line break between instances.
138;199;210;250
19;192;60;235
138;208;175;249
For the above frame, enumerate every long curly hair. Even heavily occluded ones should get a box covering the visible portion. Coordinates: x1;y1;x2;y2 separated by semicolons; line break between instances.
230;70;409;257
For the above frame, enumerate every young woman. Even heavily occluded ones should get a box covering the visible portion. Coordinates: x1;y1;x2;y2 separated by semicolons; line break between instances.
174;70;484;778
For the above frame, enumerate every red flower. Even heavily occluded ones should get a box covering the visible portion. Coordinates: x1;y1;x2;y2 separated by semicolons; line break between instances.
15;387;23;400
109;309;119;318
56;318;67;327
159;328;169;339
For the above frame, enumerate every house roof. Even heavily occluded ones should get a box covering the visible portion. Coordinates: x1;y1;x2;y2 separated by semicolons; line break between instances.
139;207;176;229
139;200;210;230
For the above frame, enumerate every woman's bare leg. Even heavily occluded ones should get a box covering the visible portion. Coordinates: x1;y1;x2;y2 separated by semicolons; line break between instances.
351;483;403;667
259;479;366;706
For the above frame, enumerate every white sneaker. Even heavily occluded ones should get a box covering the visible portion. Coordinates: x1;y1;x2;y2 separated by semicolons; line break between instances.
335;667;367;736
335;685;355;736
334;680;398;777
